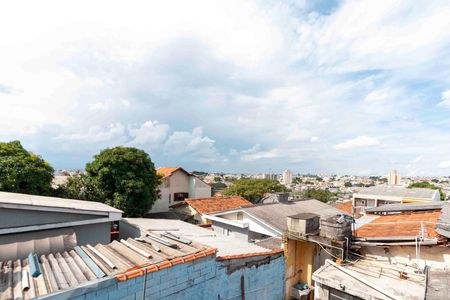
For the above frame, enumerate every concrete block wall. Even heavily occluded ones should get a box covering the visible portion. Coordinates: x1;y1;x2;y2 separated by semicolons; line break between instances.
44;253;285;300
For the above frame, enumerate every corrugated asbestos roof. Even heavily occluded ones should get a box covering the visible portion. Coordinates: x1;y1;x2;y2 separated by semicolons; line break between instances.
435;201;450;238
365;201;444;213
355;185;437;199
0;231;215;299
0;191;122;214
240;200;349;232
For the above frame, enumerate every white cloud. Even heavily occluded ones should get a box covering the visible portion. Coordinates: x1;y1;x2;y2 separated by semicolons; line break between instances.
310;136;319;143
334;136;379;150
438;90;450;107
438;160;450;169
240;149;279;162
128;120;169;148
53;123;126;143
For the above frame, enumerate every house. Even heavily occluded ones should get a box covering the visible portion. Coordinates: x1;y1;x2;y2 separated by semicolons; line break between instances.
352;201;450;269
0;191;122;260
205;199;348;242
0;217;285;299
170;196;252;224
313;259;426;300
149;167;212;214
353;184;440;213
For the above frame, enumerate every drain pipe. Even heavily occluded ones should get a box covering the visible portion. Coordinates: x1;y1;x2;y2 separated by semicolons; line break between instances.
324;259;400;300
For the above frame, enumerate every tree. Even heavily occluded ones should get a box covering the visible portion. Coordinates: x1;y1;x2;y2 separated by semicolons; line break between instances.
87;147;161;217
56;174;106;202
408;182;446;201
222;178;289;203
0;141;54;195
304;188;336;203
344;182;352;187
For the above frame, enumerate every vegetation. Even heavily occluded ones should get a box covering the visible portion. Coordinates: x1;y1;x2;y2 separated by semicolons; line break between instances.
60;146;161;216
304;188;336;203
0;141;54;195
222;178;289;203
344;181;352;187
408;182;446;201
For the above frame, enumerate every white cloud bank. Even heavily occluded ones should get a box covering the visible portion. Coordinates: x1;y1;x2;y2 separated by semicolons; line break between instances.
334;136;380;150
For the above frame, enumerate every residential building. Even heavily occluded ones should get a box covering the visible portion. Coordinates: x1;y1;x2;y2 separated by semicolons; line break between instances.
149;167;212;214
205;200;348;242
352;184;440;213
0;218;285;299
282;169;293;185
170;196;252;224
0;191;122;260
388;169;402;185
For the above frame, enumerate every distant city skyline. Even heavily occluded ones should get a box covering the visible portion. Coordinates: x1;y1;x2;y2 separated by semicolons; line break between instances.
2;1;450;175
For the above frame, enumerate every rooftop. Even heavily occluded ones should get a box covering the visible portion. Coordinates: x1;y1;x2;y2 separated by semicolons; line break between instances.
313;259;425;300
355;210;441;240
184;196;252;215
0;191;122;215
239;200;348;232
123;218;276;258
355;185;437;200
0;231;215;298
365;201;444;213
334;200;353;214
157;167;187;178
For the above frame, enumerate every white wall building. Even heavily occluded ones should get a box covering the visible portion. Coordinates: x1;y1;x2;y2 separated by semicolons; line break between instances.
149;167;212;214
282;169;293;185
388;170;402;185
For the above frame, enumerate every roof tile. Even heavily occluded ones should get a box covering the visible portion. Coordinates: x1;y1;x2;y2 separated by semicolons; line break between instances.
185;196;252;214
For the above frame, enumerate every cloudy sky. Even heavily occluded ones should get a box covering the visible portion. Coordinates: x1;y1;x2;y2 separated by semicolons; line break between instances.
1;0;450;175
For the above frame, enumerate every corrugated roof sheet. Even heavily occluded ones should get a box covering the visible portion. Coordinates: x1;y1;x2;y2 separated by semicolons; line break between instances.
0;191;122;214
435;201;450;238
355;211;441;239
355;185;437;199
185;196;252;214
0;230;215;298
365;201;444;213
240;200;348;232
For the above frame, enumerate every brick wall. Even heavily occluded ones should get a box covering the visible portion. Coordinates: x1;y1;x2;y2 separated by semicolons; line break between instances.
43;253;284;300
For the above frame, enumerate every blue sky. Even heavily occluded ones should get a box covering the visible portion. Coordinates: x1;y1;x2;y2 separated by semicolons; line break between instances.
1;0;450;175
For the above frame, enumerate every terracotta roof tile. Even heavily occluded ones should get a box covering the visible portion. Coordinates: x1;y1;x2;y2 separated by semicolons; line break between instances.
355;210;441;239
334;201;353;214
157;167;183;178
185;196;252;214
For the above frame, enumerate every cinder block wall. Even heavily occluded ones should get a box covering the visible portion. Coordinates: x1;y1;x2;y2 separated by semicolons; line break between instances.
50;253;285;300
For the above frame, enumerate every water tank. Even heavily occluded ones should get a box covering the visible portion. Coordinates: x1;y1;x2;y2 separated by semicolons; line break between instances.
287;213;320;236
319;214;352;241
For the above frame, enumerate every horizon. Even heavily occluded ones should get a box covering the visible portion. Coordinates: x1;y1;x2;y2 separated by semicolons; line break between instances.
2;1;450;176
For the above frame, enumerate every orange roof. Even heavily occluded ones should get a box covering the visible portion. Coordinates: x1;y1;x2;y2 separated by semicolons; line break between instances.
157;167;185;178
334;201;353;214
355;210;441;239
185;196;252;214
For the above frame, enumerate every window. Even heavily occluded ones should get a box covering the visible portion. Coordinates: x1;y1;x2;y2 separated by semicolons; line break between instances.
174;192;189;202
329;288;362;300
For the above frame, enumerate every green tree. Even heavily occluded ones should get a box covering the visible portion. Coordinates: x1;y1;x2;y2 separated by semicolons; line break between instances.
408;182;446;201
344;181;352;187
86;147;161;217
0;141;54;195
56;174;106;202
222;178;289;203
304;188;336;203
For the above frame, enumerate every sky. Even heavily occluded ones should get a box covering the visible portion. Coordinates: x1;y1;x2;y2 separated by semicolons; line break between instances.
1;0;450;175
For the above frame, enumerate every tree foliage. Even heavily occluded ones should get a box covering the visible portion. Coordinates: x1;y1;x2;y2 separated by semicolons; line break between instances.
304;188;336;203
408;182;446;201
222;178;289;202
59;146;161;217
0;141;54;195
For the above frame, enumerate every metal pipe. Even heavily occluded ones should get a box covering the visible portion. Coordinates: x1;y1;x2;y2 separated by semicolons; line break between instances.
87;245;116;269
120;239;152;258
22;270;30;291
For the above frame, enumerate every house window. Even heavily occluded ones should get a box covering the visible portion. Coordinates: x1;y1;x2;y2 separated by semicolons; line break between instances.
329;288;362;300
174;192;189;202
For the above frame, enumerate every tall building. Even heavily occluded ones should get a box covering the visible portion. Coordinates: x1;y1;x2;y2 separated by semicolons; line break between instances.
388;170;401;185
282;169;293;185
